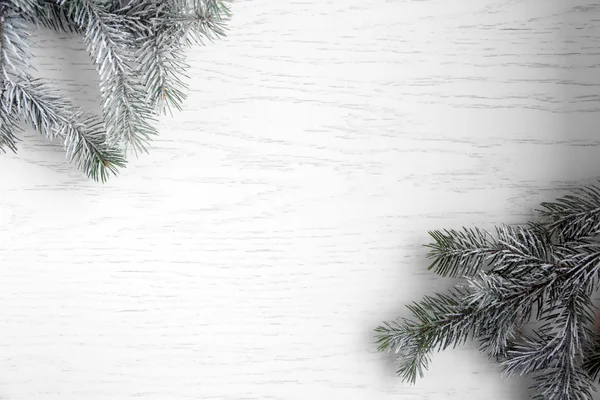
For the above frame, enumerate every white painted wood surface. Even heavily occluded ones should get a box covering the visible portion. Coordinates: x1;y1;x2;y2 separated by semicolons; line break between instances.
2;0;600;398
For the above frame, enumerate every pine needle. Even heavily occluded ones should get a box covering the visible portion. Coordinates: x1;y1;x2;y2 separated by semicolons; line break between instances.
376;182;600;399
0;0;230;180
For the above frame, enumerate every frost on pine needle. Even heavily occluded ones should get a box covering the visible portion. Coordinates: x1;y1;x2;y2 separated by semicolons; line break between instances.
376;183;600;400
0;0;230;181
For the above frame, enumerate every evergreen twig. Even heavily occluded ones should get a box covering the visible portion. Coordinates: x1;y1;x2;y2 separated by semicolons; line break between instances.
376;181;600;399
0;0;230;180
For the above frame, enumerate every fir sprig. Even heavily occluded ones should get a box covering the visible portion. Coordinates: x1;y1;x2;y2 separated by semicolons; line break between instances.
0;0;230;180
5;77;126;181
540;184;600;240
376;181;600;399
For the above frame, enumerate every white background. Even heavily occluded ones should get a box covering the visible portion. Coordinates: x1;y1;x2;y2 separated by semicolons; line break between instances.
2;0;600;398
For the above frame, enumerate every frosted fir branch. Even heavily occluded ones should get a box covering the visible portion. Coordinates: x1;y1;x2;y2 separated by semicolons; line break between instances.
376;285;517;383
168;0;231;46
375;270;577;389
540;183;600;240
376;183;600;398
0;7;34;80
374;293;467;384
121;1;190;114
137;30;189;114
426;225;556;279
4;78;125;181
426;228;500;277
583;339;600;383
1;0;39;14
0;103;20;152
555;241;600;297
0;2;33;152
118;0;230;114
1;0;229;178
65;0;157;152
533;366;593;400
506;292;596;400
26;0;75;33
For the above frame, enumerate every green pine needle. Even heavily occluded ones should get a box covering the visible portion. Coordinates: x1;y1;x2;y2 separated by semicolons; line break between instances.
377;182;600;399
0;0;230;181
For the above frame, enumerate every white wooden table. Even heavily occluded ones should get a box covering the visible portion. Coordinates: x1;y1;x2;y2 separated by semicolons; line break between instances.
2;0;600;398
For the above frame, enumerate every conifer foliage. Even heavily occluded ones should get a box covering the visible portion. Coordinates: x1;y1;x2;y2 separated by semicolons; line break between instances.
376;183;600;400
0;0;230;181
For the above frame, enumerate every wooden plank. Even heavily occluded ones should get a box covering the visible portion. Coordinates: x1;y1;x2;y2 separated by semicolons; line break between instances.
2;0;600;398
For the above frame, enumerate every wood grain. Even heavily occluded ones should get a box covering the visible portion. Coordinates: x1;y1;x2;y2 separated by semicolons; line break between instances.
2;0;600;398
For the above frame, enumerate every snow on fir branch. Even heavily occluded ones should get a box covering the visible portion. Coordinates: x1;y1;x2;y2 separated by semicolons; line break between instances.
0;0;230;181
376;182;600;400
